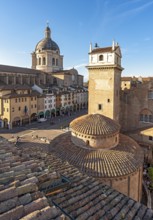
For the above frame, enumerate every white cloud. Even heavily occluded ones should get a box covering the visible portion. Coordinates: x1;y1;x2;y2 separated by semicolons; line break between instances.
144;37;151;41
119;1;153;18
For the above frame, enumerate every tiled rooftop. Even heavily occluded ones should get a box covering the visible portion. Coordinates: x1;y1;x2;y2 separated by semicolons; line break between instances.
49;133;143;178
70;114;120;137
0;64;44;75
89;46;119;54
0;136;152;220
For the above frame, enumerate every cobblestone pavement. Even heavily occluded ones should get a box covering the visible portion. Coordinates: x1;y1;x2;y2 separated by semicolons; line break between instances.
0;109;87;141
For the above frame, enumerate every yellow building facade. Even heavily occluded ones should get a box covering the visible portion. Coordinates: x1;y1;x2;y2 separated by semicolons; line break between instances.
0;85;38;129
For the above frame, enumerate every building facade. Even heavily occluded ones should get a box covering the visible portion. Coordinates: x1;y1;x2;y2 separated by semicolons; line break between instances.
0;85;38;129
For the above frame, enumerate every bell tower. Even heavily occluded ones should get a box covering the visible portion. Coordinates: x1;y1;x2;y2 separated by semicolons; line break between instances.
86;41;123;122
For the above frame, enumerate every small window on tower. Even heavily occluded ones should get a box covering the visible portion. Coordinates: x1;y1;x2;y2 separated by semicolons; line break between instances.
99;55;104;61
98;104;102;110
107;99;110;103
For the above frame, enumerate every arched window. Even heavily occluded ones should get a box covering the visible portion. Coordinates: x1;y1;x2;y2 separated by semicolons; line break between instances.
56;59;58;66
52;58;55;65
99;55;104;61
43;57;46;65
86;140;89;145
139;109;153;123
38;57;41;65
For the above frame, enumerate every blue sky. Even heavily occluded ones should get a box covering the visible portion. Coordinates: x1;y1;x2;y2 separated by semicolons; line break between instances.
0;0;153;81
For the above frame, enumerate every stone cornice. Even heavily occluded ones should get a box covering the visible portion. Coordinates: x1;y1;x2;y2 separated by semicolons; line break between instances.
86;64;124;71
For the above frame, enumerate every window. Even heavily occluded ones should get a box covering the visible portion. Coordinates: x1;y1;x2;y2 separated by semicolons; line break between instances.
98;104;102;110
107;99;110;103
56;59;58;66
149;136;153;141
38;57;41;65
31;105;33;108
148;90;153;99
12;107;14;112
15;98;17;103
43;57;46;65
99;55;104;61
25;98;27;101
52;58;55;65
31;97;33;101
139;109;153;123
22;98;24;102
18;107;21;111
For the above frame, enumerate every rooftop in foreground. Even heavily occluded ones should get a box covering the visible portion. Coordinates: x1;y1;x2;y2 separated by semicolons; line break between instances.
0;136;151;219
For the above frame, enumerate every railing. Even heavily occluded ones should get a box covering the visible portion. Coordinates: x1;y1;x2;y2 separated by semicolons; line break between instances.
42;175;71;196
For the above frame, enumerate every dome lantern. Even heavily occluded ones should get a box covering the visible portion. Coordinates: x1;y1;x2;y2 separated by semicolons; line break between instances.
45;26;51;39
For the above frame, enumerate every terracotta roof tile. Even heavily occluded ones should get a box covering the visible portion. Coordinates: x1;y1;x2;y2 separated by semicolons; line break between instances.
0;136;152;219
70;114;120;137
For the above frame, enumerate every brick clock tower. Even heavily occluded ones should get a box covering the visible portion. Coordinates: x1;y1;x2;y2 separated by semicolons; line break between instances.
86;41;123;122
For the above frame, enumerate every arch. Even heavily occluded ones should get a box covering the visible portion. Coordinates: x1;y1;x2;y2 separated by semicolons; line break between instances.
42;57;46;65
3;118;8;128
31;113;37;122
51;108;56;117
45;110;50;118
38;111;44;119
139;108;153;123
22;115;29;125
12;117;21;127
99;54;104;61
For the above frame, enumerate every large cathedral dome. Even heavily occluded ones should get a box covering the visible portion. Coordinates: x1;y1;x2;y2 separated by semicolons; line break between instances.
35;26;60;52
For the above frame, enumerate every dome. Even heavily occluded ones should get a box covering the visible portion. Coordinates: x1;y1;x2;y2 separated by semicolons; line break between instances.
70;114;120;137
35;26;60;52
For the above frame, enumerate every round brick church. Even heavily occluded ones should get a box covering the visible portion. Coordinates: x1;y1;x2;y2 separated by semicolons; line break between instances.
51;113;144;202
